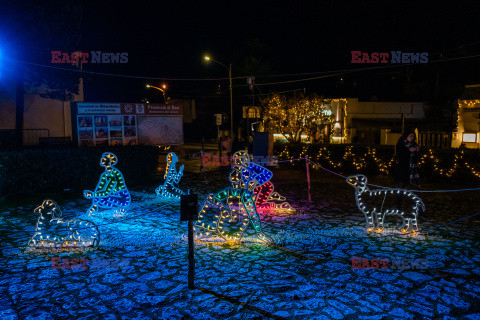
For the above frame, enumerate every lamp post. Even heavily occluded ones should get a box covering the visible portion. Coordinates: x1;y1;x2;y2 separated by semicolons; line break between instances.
146;83;167;103
204;56;233;138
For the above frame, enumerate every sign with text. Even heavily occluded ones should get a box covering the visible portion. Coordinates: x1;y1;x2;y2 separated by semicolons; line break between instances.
73;102;183;147
242;106;261;119
215;114;222;125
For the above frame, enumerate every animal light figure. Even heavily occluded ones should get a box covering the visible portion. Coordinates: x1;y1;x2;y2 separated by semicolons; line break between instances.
347;174;425;233
194;165;270;243
28;200;100;248
232;151;293;212
84;152;131;216
156;152;186;199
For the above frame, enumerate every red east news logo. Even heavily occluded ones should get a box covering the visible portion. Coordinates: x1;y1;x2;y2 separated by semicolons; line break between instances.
351;257;429;270
51;51;128;63
351;51;428;63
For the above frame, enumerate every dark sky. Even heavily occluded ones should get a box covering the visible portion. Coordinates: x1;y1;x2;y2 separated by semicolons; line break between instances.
2;0;480;102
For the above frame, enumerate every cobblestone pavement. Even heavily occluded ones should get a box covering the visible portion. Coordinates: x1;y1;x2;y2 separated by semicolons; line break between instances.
1;160;480;319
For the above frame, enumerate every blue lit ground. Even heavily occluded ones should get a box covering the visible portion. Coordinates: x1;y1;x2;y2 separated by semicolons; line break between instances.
1;161;480;319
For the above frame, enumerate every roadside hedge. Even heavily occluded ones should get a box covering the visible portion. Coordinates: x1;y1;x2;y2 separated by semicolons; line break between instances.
0;146;161;194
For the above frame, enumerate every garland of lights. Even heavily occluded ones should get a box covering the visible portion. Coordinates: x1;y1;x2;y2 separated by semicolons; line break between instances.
28;200;100;248
232;151;293;212
194;163;270;243
279;145;480;178
84;152;131;216
155;152;186;199
346;174;425;233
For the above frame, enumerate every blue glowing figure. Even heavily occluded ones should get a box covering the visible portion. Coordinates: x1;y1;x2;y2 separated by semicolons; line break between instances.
156;152;186;199
232;151;293;212
84;152;131;216
195;160;270;243
28;199;100;248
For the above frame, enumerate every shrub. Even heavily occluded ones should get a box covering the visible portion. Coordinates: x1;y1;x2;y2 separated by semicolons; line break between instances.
0;146;161;194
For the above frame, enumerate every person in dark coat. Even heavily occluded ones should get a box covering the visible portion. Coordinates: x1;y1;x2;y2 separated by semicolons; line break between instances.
394;130;422;214
394;130;420;187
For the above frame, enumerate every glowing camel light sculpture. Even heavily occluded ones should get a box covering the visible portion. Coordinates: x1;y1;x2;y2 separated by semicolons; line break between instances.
156;152;186;199
346;174;425;232
84;152;131;216
232;150;293;212
194;164;270;243
28;200;100;248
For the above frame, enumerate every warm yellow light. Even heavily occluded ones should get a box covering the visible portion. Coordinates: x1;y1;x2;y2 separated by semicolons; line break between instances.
146;84;151;88
204;56;211;61
162;84;167;89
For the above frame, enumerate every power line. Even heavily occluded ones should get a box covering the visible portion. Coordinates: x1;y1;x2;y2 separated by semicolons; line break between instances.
253;54;480;86
6;58;243;81
7;52;480;85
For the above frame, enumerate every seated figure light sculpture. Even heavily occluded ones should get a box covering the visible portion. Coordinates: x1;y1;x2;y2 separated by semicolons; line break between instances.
156;152;186;199
28;199;100;248
232;151;293;212
84;152;131;216
195;163;270;243
346;174;425;233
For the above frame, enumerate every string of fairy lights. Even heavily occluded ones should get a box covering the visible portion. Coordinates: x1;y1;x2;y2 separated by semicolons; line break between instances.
277;145;480;179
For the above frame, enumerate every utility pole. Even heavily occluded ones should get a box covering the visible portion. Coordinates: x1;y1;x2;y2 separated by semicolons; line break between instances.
229;64;233;139
15;70;24;147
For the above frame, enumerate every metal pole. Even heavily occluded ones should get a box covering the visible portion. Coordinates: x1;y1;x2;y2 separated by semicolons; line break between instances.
229;64;233;139
201;138;208;184
306;156;311;201
15;72;24;147
188;219;195;289
201;138;205;170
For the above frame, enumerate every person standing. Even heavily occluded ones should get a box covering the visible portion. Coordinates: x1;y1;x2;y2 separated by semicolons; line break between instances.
222;137;232;157
394;130;420;189
394;130;423;219
218;136;223;158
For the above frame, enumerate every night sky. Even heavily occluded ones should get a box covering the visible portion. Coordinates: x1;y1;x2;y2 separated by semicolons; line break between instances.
2;1;480;102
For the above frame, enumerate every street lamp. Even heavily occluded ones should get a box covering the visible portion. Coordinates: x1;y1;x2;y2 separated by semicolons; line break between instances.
204;55;233;138
146;83;167;103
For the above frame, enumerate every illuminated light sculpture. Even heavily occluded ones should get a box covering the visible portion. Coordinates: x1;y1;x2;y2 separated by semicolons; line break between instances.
155;152;186;199
84;152;131;216
346;174;425;232
232;151;293;212
28;200;100;248
194;165;270;243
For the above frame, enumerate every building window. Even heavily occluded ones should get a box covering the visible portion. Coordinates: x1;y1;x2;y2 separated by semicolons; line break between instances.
462;133;477;143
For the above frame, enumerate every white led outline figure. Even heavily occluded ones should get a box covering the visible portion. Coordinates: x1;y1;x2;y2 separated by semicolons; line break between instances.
155;152;186;199
232;150;293;212
28;200;100;248
84;152;131;216
194;165;270;243
346;174;425;233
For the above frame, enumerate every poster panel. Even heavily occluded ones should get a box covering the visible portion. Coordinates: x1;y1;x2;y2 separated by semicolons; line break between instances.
137;116;183;145
74;102;182;146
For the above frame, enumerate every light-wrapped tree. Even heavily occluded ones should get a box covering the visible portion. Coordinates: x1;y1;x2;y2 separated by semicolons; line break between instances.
261;93;333;143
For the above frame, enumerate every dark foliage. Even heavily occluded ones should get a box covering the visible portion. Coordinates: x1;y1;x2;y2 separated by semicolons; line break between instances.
0;146;160;194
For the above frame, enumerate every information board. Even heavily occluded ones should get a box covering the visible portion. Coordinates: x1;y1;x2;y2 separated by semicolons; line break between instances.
73;102;183;146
